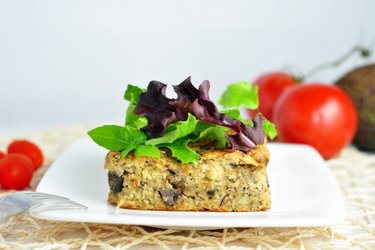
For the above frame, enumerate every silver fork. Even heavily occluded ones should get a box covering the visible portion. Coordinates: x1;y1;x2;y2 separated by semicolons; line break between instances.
0;191;87;221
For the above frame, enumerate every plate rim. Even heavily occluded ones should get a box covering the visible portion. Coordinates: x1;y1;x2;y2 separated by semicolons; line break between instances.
34;138;345;229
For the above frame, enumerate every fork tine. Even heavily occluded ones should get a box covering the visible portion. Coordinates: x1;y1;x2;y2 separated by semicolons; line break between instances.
24;192;70;201
0;191;87;222
34;200;87;208
33;203;87;211
65;200;85;206
41;198;85;207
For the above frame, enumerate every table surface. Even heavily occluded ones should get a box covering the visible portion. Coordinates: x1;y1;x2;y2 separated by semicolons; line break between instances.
0;124;374;250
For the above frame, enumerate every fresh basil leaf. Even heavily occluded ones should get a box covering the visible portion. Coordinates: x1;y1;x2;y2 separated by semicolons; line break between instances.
88;125;133;151
146;113;198;146
219;81;259;109
262;119;278;140
119;127;147;158
164;138;199;164
134;144;160;158
192;126;228;149
124;84;145;104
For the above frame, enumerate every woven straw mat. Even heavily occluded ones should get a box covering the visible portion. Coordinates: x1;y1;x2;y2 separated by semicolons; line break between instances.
0;124;374;250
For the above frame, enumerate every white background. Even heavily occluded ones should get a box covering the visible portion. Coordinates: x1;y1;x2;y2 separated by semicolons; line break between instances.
1;0;374;135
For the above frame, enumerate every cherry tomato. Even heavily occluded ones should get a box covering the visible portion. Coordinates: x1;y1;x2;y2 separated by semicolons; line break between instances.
0;151;5;160
272;84;357;159
248;71;297;120
0;154;34;190
8;140;44;170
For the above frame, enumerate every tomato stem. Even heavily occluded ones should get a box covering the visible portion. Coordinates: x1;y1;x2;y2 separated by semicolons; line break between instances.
299;45;371;82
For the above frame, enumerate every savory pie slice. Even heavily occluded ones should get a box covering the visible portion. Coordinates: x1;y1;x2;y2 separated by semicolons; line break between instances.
105;141;270;212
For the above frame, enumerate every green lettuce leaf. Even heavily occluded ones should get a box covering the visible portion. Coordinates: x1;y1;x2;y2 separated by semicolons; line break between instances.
146;113;198;145
124;84;145;104
193;121;213;133
124;85;148;128
134;145;160;158
192;125;228;149
163;138;199;164
125;104;148;129
219;81;277;140
262;119;278;140
219;81;259;109
220;109;253;125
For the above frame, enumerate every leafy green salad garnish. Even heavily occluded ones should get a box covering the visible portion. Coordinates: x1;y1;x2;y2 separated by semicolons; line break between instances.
88;77;277;164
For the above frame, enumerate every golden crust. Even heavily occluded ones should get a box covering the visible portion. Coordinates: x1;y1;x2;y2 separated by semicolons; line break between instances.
105;144;269;174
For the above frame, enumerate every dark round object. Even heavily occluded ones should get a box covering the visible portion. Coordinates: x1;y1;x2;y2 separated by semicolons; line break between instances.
336;64;375;151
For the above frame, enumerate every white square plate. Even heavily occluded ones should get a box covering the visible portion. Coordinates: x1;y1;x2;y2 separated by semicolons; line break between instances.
33;138;344;230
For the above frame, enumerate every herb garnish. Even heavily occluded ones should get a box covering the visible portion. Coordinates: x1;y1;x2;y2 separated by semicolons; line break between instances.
88;77;277;164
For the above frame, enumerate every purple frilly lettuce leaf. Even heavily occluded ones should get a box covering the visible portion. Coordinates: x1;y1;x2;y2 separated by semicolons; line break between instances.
134;77;265;151
133;81;178;138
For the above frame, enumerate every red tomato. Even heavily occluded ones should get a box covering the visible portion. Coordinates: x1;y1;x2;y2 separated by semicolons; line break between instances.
248;71;297;120
8;140;44;170
272;84;357;159
0;154;34;190
0;151;5;160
